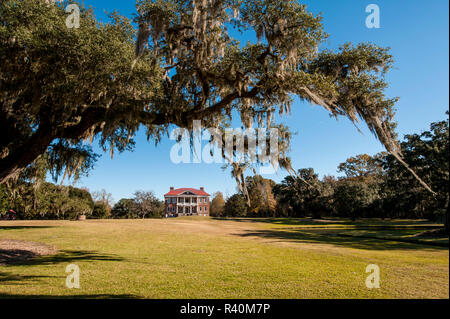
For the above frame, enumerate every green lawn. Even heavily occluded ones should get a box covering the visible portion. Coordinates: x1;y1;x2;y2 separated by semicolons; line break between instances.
0;217;448;299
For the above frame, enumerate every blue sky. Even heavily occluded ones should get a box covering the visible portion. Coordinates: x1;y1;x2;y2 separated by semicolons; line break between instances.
71;0;449;202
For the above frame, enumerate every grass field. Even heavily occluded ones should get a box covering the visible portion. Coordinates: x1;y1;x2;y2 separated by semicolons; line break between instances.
0;217;448;299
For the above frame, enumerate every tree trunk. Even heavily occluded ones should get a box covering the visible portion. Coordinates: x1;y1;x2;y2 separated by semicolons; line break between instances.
0;116;56;183
445;198;449;235
0;132;53;184
0;107;107;185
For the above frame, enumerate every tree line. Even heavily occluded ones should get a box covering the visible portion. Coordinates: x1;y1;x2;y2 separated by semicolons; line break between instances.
211;115;449;229
2;114;447;227
0;177;164;220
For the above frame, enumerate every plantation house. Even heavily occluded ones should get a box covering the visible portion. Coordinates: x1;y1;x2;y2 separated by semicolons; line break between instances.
164;187;210;217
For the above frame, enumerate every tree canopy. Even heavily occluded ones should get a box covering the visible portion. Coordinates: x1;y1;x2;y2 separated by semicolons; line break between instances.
0;0;430;195
1;0;161;183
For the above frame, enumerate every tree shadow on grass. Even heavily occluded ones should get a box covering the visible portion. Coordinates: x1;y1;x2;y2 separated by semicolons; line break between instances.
14;250;125;266
0;251;133;298
213;217;346;226
0;226;56;231
1;249;124;267
213;217;440;229
234;228;449;251
0;292;139;299
0;271;59;286
0;249;41;265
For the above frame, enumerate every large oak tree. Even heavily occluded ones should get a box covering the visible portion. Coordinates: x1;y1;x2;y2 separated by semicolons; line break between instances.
0;0;432;194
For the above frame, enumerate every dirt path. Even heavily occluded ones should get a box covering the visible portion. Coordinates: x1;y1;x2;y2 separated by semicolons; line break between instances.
0;239;58;265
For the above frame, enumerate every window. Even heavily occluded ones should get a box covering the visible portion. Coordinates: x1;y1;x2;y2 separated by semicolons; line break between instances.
199;207;202;211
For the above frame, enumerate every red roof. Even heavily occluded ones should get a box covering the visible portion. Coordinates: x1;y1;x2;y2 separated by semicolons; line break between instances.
164;188;210;196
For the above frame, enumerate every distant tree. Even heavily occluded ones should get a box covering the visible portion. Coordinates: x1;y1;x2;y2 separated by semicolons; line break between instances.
274;168;323;217
111;198;136;219
336;154;383;219
257;181;277;217
133;191;164;219
317;175;336;217
67;186;95;218
333;179;378;221
91;189;114;216
223;194;248;217
92;202;110;219
245;176;277;216
210;192;226;217
273;176;297;217
338;153;385;178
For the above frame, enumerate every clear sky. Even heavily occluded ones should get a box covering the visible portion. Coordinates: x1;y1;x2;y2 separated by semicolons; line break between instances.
71;0;449;202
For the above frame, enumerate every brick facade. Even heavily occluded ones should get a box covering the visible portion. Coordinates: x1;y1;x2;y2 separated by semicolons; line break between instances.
164;187;210;217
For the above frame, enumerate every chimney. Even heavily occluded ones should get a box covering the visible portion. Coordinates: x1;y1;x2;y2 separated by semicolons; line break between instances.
170;187;174;191
200;187;204;191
